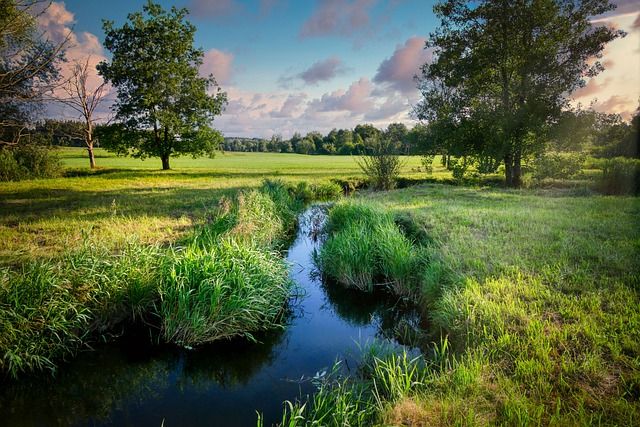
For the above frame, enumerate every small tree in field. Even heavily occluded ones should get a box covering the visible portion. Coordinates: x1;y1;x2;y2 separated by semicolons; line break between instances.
58;57;108;168
358;134;403;190
97;1;227;169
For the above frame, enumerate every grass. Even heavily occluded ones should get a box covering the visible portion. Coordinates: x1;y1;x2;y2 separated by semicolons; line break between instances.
317;200;427;294
0;178;313;376
2;148;638;424
294;184;640;425
0;148;426;265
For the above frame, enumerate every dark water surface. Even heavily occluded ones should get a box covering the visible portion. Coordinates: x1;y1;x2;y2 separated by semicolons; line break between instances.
0;206;423;426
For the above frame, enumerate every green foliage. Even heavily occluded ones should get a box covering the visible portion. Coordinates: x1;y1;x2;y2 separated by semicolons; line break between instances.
416;0;621;186
420;155;434;175
318;201;426;295
0;0;65;145
531;152;586;181
0;145;62;181
160;240;291;346
0;177;340;377
357;135;403;190
596;157;640;195
97;1;227;169
0;241;161;377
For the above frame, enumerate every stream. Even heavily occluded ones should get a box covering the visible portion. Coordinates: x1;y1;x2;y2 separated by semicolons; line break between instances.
0;206;424;426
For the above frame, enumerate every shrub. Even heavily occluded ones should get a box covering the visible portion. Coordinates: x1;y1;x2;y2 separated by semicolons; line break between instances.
421;155;435;175
596;157;640;195
0;144;62;181
331;177;369;195
358;136;403;190
531;152;585;181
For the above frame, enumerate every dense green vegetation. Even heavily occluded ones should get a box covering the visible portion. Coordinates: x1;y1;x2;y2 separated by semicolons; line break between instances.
275;184;639;426
0;179;334;377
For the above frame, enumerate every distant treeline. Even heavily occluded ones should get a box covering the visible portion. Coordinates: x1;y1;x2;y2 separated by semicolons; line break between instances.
33;109;638;160
221;123;418;155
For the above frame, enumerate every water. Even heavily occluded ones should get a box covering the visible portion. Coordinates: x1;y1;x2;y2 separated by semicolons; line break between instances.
0;206;423;426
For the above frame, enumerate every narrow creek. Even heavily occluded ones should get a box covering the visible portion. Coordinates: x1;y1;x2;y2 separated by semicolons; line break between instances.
0;206;424;427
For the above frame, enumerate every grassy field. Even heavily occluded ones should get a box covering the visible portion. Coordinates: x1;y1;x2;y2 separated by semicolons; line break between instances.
2;149;639;424
0;148;425;264
283;184;639;425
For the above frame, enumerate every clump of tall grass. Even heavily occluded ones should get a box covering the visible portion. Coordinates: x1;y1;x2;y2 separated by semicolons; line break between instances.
0;241;163;377
318;201;427;294
160;239;292;346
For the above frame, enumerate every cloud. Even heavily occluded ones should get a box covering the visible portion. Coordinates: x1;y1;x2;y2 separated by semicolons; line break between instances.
573;12;640;119
201;49;234;86
297;56;348;85
299;0;376;38
364;96;408;121
37;2;111;118
591;95;636;119
373;36;430;94
308;77;375;114
188;0;240;18
573;78;610;99
270;93;308;118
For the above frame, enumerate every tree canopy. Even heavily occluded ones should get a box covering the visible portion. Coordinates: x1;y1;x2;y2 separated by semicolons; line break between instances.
97;1;227;169
415;0;622;186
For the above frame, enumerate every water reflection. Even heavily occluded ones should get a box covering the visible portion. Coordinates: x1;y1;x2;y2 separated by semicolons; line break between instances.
0;205;426;427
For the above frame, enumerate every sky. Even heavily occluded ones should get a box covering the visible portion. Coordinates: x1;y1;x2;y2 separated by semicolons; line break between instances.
40;0;640;138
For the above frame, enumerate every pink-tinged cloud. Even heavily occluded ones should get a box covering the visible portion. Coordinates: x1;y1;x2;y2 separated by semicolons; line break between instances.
270;94;308;118
298;56;347;85
309;77;375;114
299;0;376;38
189;0;240;18
201;49;234;86
573;78;610;99
38;2;111;118
573;12;639;119
373;36;430;94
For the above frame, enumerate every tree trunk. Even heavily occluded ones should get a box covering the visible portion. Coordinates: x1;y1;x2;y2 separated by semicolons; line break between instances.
88;145;96;169
512;149;522;188
161;154;170;170
504;153;513;187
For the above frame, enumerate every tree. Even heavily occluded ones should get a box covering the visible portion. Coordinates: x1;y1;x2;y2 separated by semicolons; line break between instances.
58;57;108;168
1;0;66;147
385;123;409;154
97;1;227;170
416;0;622;186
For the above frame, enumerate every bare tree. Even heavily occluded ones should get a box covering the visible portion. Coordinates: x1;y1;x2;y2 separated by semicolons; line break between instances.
57;57;108;168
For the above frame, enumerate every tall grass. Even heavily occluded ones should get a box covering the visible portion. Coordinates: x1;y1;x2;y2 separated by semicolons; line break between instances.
1;179;330;377
0;241;162;377
317;201;426;295
160;239;292;346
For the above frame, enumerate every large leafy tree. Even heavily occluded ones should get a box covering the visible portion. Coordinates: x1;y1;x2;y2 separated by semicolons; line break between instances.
416;0;622;186
97;1;227;170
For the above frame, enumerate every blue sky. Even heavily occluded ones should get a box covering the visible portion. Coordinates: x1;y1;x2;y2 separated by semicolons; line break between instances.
42;0;640;137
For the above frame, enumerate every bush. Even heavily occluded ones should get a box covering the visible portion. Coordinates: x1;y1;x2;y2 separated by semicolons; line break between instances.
596;157;640;195
421;155;435;175
531;152;585;181
358;136;403;190
0;144;62;181
331;177;369;195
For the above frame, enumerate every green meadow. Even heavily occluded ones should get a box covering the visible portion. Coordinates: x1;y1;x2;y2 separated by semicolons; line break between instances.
1;149;639;425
